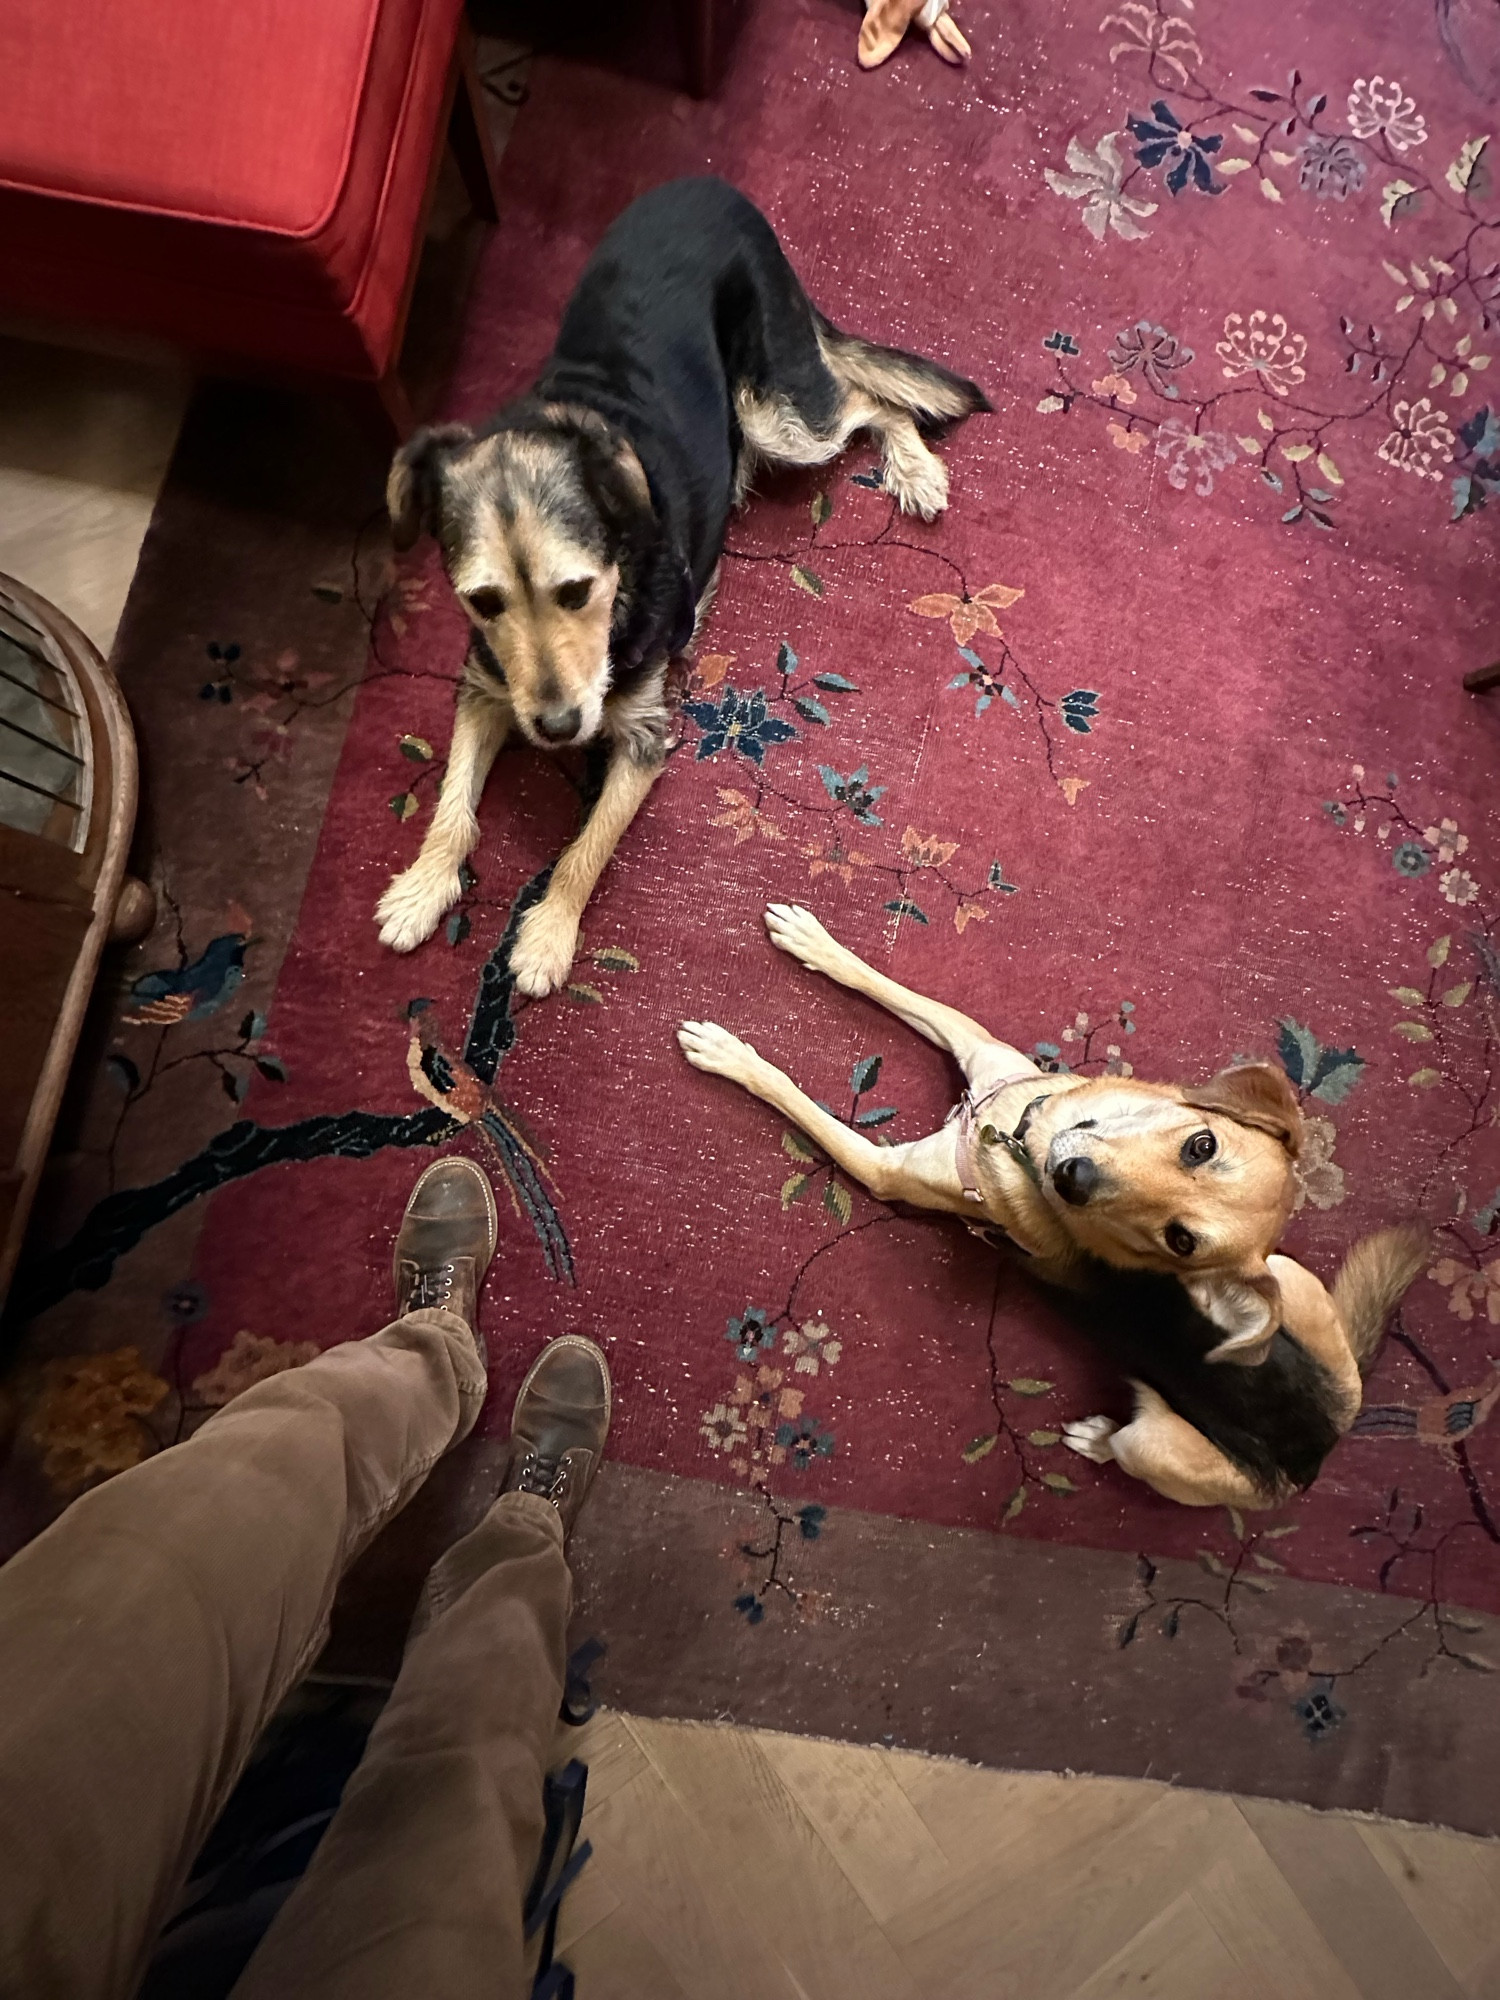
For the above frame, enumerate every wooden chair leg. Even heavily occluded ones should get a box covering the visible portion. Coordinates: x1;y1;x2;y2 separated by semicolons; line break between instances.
1464;661;1500;693
449;23;503;223
109;875;156;945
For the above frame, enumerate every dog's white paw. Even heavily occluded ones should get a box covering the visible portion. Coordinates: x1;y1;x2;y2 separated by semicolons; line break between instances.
764;903;844;975
1062;1416;1120;1465
678;1020;760;1083
376;865;460;953
886;452;949;522
511;899;579;998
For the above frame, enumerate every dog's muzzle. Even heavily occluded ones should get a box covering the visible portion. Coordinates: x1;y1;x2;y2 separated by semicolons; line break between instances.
1050;1154;1100;1206
534;704;582;744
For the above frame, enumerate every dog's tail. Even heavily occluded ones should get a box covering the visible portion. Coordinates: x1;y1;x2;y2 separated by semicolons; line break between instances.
815;312;990;436
1332;1223;1431;1373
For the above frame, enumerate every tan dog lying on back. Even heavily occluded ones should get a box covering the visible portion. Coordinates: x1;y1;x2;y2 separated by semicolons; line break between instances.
679;905;1426;1510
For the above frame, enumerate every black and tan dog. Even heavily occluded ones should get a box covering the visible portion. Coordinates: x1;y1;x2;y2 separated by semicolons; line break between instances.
679;904;1427;1510
377;177;988;994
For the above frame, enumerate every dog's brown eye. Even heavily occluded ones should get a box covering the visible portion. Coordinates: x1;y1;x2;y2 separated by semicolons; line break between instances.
468;588;506;621
554;578;592;612
1182;1130;1217;1166
1165;1222;1197;1258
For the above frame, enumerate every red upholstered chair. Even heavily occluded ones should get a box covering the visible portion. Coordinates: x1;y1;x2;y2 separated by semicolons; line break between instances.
0;1;501;432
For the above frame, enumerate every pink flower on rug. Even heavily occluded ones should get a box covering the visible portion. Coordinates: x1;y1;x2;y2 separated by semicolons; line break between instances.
1425;818;1469;864
802;833;875;885
1101;1;1202;88
782;1320;844;1376
1440;867;1480;906
694;652;734;689
1045;132;1158;242
191;1328;319;1406
1348;77;1428;153
1108;320;1194;398
710;788;785;846
1378;398;1456;479
700;1401;750;1454
1107;420;1149;453
1235;1627;1318;1706
1154;419;1238;496
1215;312;1308;397
908;582;1024;645
900;826;960;870
1092;371;1138;404
1293;1117;1346;1212
1429;1257;1500;1322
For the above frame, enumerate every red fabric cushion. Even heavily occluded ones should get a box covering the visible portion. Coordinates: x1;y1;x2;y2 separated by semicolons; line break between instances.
0;0;464;378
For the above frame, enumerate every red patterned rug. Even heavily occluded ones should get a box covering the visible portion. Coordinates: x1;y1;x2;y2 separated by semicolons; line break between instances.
9;0;1500;1828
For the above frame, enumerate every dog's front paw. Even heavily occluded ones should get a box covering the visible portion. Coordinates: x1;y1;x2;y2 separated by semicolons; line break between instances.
764;903;846;975
376;865;460;953
1062;1416;1120;1465
887;452;949;522
678;1020;761;1084
510;899;580;998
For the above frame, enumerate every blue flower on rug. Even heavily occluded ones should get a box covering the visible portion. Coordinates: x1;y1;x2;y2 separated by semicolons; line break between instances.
1452;406;1500;520
725;1306;777;1362
1128;102;1224;195
683;685;797;764
817;763;887;825
949;647;1020;717
1292;1676;1347;1744
1298;134;1367;202
776;1414;836;1471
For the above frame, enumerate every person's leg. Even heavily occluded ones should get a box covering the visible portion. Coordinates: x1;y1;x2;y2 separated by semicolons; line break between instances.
0;1158;497;2000
231;1335;613;2000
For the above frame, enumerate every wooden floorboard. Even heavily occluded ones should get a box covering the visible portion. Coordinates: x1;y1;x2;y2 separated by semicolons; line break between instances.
553;1712;1500;1999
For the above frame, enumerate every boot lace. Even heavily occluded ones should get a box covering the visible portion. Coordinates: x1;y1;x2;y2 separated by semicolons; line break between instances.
515;1450;570;1504
408;1263;456;1309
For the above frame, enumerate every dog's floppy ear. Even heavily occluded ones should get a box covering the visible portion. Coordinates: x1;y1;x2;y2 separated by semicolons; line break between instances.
387;423;474;552
1182;1062;1303;1159
1187;1263;1283;1366
568;417;696;664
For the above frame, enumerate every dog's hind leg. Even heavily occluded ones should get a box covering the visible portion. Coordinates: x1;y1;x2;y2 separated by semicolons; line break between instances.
376;682;510;952
677;1020;977;1215
763;904;1040;1097
1063;1386;1279;1510
733;384;951;521
818;320;989;519
866;405;951;521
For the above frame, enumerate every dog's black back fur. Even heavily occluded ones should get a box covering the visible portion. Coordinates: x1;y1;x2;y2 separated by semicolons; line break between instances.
536;180;831;596
1048;1258;1344;1493
464;178;982;686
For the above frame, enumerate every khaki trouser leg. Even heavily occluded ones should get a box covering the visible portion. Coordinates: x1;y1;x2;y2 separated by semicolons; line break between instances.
0;1307;485;2000
232;1490;571;2000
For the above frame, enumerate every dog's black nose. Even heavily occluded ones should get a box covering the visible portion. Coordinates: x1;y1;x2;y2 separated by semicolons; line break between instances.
535;706;582;744
1051;1154;1099;1206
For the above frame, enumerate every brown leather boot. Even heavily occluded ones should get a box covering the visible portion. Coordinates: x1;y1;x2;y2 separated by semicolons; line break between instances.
499;1336;612;1536
392;1157;498;1359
